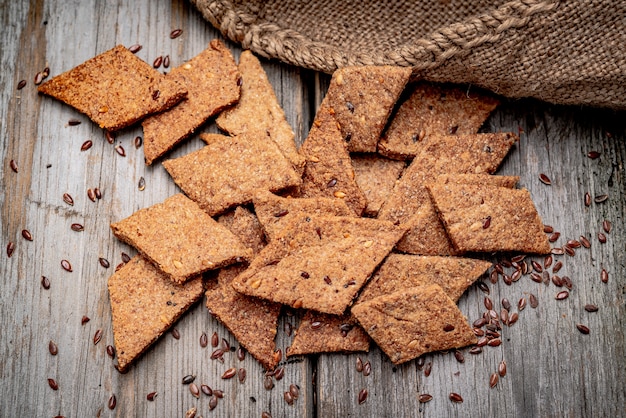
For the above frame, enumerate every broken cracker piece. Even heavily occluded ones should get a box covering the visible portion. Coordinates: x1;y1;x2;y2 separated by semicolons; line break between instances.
232;215;406;315
286;311;370;356
163;133;302;216
217;206;267;255
428;182;551;254
110;193;251;284
351;154;405;217
325;65;412;153
142;39;241;164
252;190;354;242
352;284;477;364
38;45;187;131
216;50;305;174
378;82;500;160
108;255;204;373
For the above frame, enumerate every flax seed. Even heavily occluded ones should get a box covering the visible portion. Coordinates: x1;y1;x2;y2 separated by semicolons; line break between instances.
201;384;212;396
200;332;208;348
21;229;33;241
576;324;590;334
602;220;611;233
61;259;72;272
238;368;246;383
93;329;102;345
358;388;368;404
128;44;142;53
106;345;115;358
449;393;463;403
237;347;246;361
7;242;15;258
49;340;58;355
424;361;432;377
587;151;601;159
454;350;465;363
549;232;560;242
99;257;110;268
543;225;554;233
584;192;591;206
356;356;363;372
182;374;196;385
594;194;608;203
153;56;163;68
529;293;538;308
105;130;115;144
48;378;59;390
17;80;27;90
171;328;180;339
189;383;200;398
498;360;507;377
419;394;433;403
469;346;483;355
284;391;294;405
363;361;371;376
41;276;51;289
80;140;92;151
598;233;607;243
170;29;183;39
555;290;569;300
163;55;170;68
489;372;499;388
601;268;608;283
539;173;551;185
81;316;90;325
584;304;598;312
115;145;126;157
147;391;158;401
87;188;96;202
274;366;285;381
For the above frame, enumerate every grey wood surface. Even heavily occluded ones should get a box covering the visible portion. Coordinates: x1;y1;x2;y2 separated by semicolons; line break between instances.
1;1;625;417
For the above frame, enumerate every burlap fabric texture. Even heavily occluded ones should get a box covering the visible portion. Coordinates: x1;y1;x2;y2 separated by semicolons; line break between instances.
191;0;626;109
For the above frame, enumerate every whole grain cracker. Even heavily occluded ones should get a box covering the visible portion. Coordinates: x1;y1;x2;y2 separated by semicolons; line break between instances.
217;206;267;254
428;182;551;254
216;50;305;174
142;40;241;164
378;82;500;160
108;255;204;373
38;45;187;131
352;284;477;365
163;133;302;216
231;215;406;315
351;154;405;217
286;311;370;356
325;65;412;153
252;190;354;242
110;193;251;284
299;106;367;215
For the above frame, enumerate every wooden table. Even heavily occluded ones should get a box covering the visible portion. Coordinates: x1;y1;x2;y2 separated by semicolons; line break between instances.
1;1;625;417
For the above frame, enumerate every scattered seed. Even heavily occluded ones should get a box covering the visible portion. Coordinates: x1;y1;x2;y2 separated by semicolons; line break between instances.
237;346;246;361
598;233;607;243
274;348;283;364
61;259;72;272
602;220;612;233
449;392;463;403
477;281;489;294
201;384;213;396
93;329;102;345
189;382;200;398
121;252;131;263
49;340;58;355
529;294;538;308
288;383;300;399
562;276;573;289
41;276;51;289
7;241;15;258
187;406;198;417
81;316;90;325
200;332;208;348
238;368;246;383
594;194;608;203
107;394;116;410
600;268;609;283
363;361;371;376
358;388;368;404
482;216;491;229
105;130;115;144
484;296;493;310
66;119;81;126
508;312;519;326
99;257;110;268
170;28;183;39
555;290;569;300
17;79;27;90
454;350;465;363
584;304;598;312
171;328;180;339
498;360;507;377
552;275;563;287
34;71;44;85
543;225;554;233
356;356;363;372
587;150;601;159
489;269;498;284
263;375;274;390
552;260;563;273
211;348;224;360
284;391;294;405
182;374;196;385
424;361;432;377
418;393;433;403
21;229;33;241
115;145;126;157
517;298;526;312
106;345;115;358
578;235;590;248
469;346;483;355
87;188;96;202
79;140;93;152
539;173;552;185
128;44;142;53
576;324;590;334
274;366;285;381
48;378;59;390
261;412;272;418
489;372;499;388
163;55;170;68
214;389;224;398
153;55;163;68
564;245;575;256
222;367;236;379
147;391;158;401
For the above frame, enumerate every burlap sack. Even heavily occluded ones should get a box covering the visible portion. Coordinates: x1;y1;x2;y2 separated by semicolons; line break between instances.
191;0;626;109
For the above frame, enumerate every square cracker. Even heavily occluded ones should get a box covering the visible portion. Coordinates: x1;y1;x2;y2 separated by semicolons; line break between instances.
163;133;302;217
325;65;412;153
252;190;354;242
357;254;491;304
378;82;500;160
396;174;520;255
428;182;551;254
231;215;406;315
217;206;267;255
216;50;305;174
352;284;477;365
351;154;405;217
286;311;370;356
110;193;251;284
142;40;241;165
299;105;367;216
38;45;187;131
108;255;204;373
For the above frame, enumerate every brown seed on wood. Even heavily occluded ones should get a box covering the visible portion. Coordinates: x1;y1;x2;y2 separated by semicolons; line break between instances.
548;232;560;243
63;193;75;206
555;290;569;300
454;350;465;363
587;151;601;159
498;360;507;377
584;192;591;207
584;304;599;312
284;391;294;405
211;348;223;360
170;28;183;38
562;276;573;289
489;269;498;284
189;383;200;398
99;257;110;268
93;329;102;345
48;378;59;390
473;328;484;337
147;391;158;401
153;55;163;68
121;252;131;263
163;55;170;68
551;247;565;255
7;241;15;258
424;361;432;377
563;245;575;256
34;71;44;85
530;272;543;283
261;412;272;418
489;372;499;388
17;80;27;90
484;297;493;310
552;275;563;287
81;316;90;325
598;233;607;243
488;338;502;347
105;130;115;144
213;389;224;398
134;136;143;148
21;229;33;241
552;261;563;273
274;366;285;381
290;383;300;399
418;393;433;403
529;294;538;308
81;140;92;151
61;259;72;272
68;119;81;126
518;297;526;311
41;276;51;289
128;44;142;53
503;274;512;286
187;406;198;417
531;260;542;273
238;368;246;383
221;338;231;352
358;388;368;404
543;225;554;233
171;328;180;339
87;188;96;202
200;332;208;348
602;220;612;233
477;281;489;294
576;324;590;334
106;345;115;358
263;375;274;390
49;340;58;355
182;374;196;384
237;347;246;361
600;268;609;283
508;312;519;326
539;173;552;185
449;393;463;403
201;384;212;396
544;255;553;269
274;349;282;364
356;356;363;372
579;235;591;248
594;194;608;203
8;159;18;173
567;239;581;249
115;145;126;157
469;346;483;355
363;361;371;376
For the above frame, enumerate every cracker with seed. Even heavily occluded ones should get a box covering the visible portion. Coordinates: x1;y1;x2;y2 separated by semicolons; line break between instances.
252;191;354;241
428;182;551;254
232;215;406;315
216;50;305;174
352;284;477;364
299;106;367;215
396;174;520;255
351;154;405;217
142;40;241;164
163;133;302;216
357;254;491;304
108;255;204;373
378;82;500;160
38;45;187;131
110;193;251;284
286;311;370;356
217;206;267;254
325;65;412;153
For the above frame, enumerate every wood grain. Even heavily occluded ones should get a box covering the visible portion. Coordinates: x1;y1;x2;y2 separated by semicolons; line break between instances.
1;1;624;417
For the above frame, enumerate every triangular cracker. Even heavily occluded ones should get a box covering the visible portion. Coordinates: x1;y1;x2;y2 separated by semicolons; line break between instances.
142;40;241;164
38;45;187;131
286;311;370;356
325;65;412;153
378;82;500;160
216;50;305;174
252;191;354;242
108;255;204;373
231;215;406;315
299;106;367;215
351;154;405;217
352;284;477;365
162;133;302;216
110;193;251;284
427;182;551;254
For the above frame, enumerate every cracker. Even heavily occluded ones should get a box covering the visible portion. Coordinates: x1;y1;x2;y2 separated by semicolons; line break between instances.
108;255;204;373
217;206;267;254
231;215;406;315
162;133;302;216
351;154;405;217
351;284;477;364
38;45;187;131
325;65;412;153
428;183;551;254
378;82;500;160
216;50;305;174
396;175;520;255
142;40;241;165
252;191;354;241
286;311;370;356
299;106;367;215
110;193;251;284
357;254;491;304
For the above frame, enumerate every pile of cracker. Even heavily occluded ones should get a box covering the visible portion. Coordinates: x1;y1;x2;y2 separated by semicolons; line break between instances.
39;41;550;373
